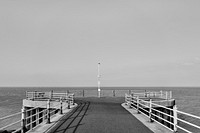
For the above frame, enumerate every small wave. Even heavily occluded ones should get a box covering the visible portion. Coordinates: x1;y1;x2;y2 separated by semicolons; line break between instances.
0;100;9;104
5;102;22;106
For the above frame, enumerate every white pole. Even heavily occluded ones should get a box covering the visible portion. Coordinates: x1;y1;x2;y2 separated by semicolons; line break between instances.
173;105;178;132
46;99;50;124
60;97;63;114
137;96;140;114
21;106;26;133
149;99;153;122
98;63;101;98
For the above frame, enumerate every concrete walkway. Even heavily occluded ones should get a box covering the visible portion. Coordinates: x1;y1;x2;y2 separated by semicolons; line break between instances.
47;97;153;133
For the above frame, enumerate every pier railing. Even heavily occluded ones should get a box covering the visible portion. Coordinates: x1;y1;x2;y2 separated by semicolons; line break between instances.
0;92;74;133
26;91;73;101
125;91;200;133
63;89;160;97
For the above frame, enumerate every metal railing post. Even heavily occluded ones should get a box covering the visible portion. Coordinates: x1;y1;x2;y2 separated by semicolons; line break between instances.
125;94;129;105
65;91;68;100
36;108;39;126
83;90;85;97
149;99;153;122
21;107;27;133
137;96;140;114
131;93;134;97
32;92;35;101
60;97;63;114
113;90;115;97
50;90;53;99
72;94;75;105
68;99;70;109
30;110;33;130
46;100;50;124
145;90;147;97
34;91;37;100
173;105;178;132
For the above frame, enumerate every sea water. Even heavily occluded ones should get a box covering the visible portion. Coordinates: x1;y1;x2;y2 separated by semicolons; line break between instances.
0;87;200;116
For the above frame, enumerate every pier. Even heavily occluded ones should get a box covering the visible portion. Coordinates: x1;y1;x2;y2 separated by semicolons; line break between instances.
0;89;200;133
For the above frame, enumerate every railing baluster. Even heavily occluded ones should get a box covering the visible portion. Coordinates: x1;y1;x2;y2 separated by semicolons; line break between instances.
173;105;178;132
60;97;63;114
149;99;153;122
68;99;70;109
21;107;26;133
32;92;34;101
46;100;50;124
113;90;115;97
50;90;53;99
65;91;68;100
145;90;147;97
72;94;75;105
36;108;39;125
137;96;140;114
30;110;33;130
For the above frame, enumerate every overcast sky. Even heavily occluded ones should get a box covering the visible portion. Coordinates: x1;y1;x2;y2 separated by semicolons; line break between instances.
0;0;200;87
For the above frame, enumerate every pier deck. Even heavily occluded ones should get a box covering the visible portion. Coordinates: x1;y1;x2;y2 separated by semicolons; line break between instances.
47;97;153;133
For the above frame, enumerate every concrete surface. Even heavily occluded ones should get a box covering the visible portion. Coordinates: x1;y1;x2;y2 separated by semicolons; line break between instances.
122;103;174;133
47;97;154;133
27;97;174;133
27;103;77;133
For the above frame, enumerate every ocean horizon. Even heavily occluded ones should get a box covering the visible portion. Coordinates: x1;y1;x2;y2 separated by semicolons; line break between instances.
0;86;200;114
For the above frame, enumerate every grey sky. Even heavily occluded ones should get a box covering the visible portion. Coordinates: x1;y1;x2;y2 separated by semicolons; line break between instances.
0;0;200;87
